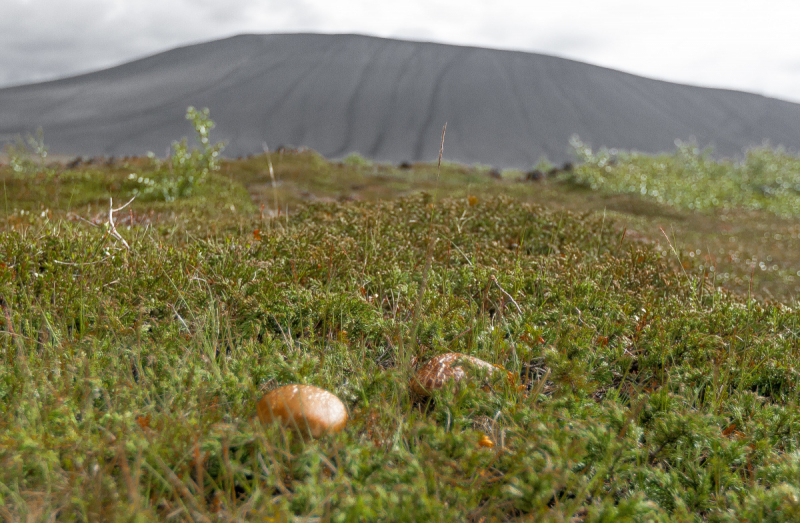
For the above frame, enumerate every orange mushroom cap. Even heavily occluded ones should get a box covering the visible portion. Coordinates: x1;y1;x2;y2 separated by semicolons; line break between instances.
478;434;495;448
257;384;348;438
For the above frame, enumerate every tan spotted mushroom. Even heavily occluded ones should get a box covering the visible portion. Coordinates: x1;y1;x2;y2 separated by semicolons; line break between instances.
410;352;512;398
257;384;348;438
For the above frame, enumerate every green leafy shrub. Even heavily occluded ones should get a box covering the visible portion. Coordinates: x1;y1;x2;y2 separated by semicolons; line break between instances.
130;106;225;200
343;152;372;167
564;135;800;216
3;128;53;179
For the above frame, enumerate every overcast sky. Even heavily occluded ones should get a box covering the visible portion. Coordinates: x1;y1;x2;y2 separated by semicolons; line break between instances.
3;0;799;103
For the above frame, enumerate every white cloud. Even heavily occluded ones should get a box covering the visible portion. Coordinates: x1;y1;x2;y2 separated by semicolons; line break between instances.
1;0;799;102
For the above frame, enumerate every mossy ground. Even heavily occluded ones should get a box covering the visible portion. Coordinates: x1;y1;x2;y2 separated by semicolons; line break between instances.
2;147;800;521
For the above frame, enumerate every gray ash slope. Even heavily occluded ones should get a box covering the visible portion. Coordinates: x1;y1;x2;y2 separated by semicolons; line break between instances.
2;33;800;167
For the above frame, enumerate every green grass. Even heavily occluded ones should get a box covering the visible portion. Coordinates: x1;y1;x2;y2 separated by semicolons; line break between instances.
3;141;800;520
566;137;800;216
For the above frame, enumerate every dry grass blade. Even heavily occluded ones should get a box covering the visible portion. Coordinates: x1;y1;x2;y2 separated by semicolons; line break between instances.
262;142;279;216
149;452;209;520
108;195;135;249
411;123;447;354
437;123;447;173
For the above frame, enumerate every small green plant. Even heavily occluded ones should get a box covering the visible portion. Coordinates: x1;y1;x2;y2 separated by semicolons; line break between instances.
532;155;555;173
564;135;800;216
3;128;52;179
130;107;225;200
343;152;372;167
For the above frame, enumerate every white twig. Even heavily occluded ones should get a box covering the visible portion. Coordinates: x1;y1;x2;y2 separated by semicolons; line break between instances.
168;304;190;333
491;275;522;314
52;195;135;266
108;196;135;250
53;258;109;266
112;196;136;214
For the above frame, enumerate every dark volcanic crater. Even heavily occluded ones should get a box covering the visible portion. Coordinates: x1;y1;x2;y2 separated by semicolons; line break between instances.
2;33;800;167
